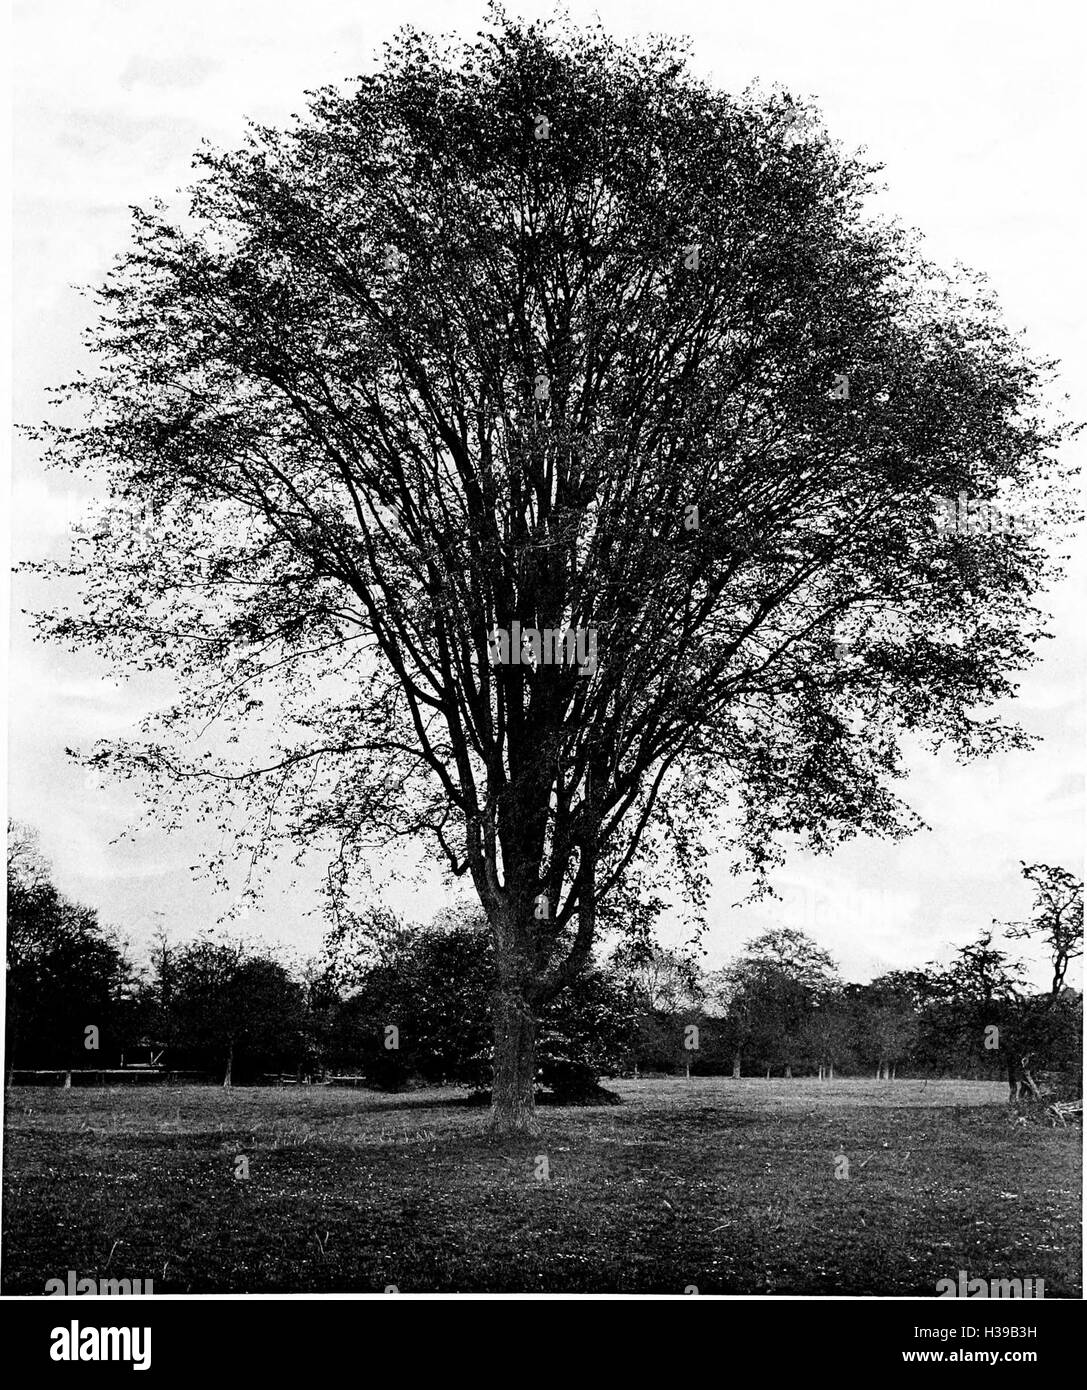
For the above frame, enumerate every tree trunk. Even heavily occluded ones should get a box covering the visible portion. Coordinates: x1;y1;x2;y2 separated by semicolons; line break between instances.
489;982;539;1136
818;1064;824;1081
732;1054;741;1079
222;1039;234;1088
765;1066;771;1080
828;1063;835;1080
784;1064;792;1079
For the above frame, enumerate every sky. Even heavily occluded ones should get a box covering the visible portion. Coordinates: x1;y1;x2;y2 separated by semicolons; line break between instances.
4;0;1085;985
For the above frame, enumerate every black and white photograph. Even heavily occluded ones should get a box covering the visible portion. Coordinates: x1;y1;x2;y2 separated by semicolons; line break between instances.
2;0;1083;1357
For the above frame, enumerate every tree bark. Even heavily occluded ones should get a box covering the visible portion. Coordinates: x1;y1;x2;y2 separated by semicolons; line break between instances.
488;981;540;1136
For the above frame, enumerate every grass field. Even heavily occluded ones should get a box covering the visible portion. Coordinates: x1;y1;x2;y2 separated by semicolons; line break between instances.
2;1078;1080;1295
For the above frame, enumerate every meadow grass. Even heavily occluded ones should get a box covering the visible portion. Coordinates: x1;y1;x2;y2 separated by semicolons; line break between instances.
2;1077;1079;1295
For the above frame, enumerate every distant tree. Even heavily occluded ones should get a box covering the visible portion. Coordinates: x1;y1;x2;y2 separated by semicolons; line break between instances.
925;930;1044;1095
538;957;638;1098
6;821;132;1071
296;954;347;1080
800;989;854;1079
705;962;755;1077
742;927;839;992
1002;862;1083;998
154;936;303;1084
998;863;1084;1095
318;904;414;996
709;928;839;1076
612;941;703;1014
846;974;922;1079
342;917;494;1088
612;941;705;1074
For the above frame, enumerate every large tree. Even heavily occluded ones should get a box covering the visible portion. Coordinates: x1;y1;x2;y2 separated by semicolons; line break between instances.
33;13;1072;1131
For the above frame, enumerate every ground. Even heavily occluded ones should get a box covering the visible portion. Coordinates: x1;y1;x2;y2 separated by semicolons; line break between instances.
2;1078;1080;1295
